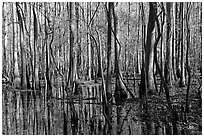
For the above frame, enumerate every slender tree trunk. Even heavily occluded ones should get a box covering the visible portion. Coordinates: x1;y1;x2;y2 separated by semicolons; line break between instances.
104;2;114;134
16;3;27;89
33;4;39;89
164;2;172;86
139;2;146;99
179;2;186;87
13;3;21;88
185;2;191;115
106;2;113;102
176;3;181;81
113;2;128;102
75;2;81;78
159;3;165;94
87;2;92;80
174;3;179;81
68;1;75;94
136;5;141;74
44;3;51;135
2;3;6;76
171;2;176;82
68;3;78;134
2;3;8;134
44;4;52;92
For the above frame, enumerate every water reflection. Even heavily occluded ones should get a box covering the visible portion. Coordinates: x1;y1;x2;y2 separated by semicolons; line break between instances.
3;83;166;135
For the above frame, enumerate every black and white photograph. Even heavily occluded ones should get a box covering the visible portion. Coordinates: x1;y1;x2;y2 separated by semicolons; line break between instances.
1;1;202;135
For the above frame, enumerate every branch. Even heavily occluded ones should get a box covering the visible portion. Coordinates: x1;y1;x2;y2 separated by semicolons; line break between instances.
16;3;29;35
88;2;100;27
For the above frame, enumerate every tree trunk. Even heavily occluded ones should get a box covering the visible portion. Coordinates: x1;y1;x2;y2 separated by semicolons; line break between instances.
33;4;39;89
174;3;179;81
16;3;27;89
2;2;6;76
171;3;176;82
185;2;191;115
68;3;78;134
44;3;52;92
145;2;157;95
87;2;92;80
75;2;81;78
104;2;114;135
179;2;186;87
164;2;172;86
12;3;21;88
176;3;181;81
136;6;141;74
113;2;128;102
139;3;146;99
106;2;113;102
158;3;165;94
68;2;75;90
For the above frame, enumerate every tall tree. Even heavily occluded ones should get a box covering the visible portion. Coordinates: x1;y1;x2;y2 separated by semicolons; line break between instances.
104;2;114;134
67;2;78;134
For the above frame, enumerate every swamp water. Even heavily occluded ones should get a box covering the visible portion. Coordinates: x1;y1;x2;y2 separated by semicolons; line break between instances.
2;79;181;135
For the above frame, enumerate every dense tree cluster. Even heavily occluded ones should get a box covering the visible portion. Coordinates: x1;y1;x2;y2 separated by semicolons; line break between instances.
2;2;202;135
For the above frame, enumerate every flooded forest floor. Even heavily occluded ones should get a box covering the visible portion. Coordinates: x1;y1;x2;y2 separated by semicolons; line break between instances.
2;72;202;135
